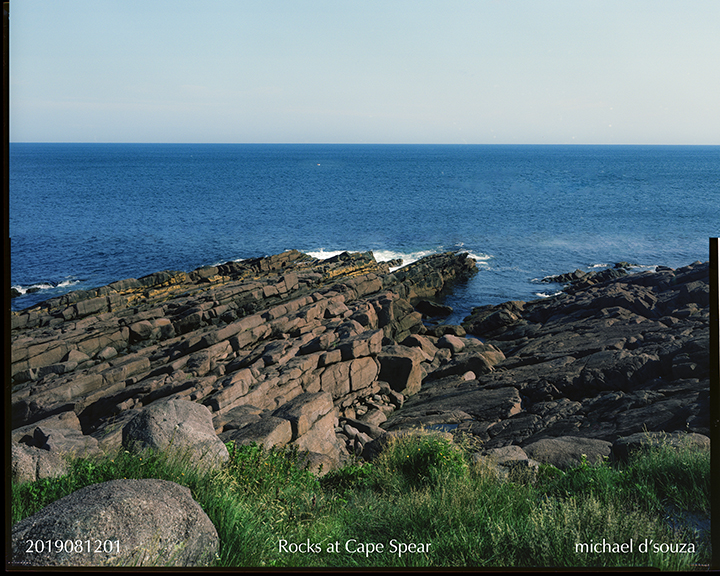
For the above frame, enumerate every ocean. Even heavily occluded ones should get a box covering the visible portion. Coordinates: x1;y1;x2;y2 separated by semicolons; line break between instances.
9;144;720;322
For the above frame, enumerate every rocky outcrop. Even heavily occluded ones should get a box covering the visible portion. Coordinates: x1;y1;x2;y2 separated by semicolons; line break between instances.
11;479;218;567
11;252;711;571
539;262;634;293
611;430;711;462
11;250;478;475
10;254;710;479
448;261;710;458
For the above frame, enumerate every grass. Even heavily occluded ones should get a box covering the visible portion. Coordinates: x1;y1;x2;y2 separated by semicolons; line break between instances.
12;432;711;569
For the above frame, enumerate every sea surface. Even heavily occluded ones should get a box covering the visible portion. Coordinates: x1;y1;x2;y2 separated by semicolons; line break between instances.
9;144;720;322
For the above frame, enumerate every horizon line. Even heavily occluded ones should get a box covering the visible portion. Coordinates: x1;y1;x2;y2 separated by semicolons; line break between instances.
9;141;720;146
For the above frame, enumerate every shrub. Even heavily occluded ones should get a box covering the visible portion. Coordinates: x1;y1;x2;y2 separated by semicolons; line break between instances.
371;432;469;491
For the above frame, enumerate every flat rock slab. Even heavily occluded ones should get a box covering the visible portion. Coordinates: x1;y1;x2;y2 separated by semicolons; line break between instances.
271;391;334;438
522;436;612;469
612;431;710;461
386;382;522;425
11;479;218;567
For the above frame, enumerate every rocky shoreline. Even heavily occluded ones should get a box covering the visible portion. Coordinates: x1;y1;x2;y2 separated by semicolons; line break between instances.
10;250;710;482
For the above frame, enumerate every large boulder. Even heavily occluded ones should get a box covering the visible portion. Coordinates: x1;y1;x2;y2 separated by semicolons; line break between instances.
11;479;218;567
377;345;427;396
522;436;612;469
271;391;334;438
122;399;229;469
11;411;99;483
11;440;69;484
220;416;293;450
474;446;541;483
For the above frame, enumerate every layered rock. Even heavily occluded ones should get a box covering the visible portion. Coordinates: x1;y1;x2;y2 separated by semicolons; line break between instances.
449;261;710;461
10;255;710;479
11;250;478;477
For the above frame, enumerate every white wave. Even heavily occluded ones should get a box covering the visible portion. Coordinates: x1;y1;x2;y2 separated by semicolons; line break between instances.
376;249;437;266
629;264;661;272
306;249;350;261
304;247;493;272
12;278;81;295
533;274;563;283
534;291;563;298
15;283;56;294
588;262;658;272
464;252;493;267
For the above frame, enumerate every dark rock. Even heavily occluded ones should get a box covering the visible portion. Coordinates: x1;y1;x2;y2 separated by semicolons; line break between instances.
220;416;293;450
377;345;426;396
424;348;504;381
426;324;467;338
415;299;454;317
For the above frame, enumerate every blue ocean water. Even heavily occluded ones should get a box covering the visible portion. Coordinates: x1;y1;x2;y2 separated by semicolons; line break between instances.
9;144;720;320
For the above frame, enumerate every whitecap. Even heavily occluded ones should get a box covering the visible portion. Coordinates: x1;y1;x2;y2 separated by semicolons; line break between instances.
534;291;563;298
463;252;493;267
304;246;493;273
305;249;350;261
305;248;437;267
376;249;437;266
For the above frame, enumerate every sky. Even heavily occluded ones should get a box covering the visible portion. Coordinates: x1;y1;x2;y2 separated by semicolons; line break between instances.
8;0;720;144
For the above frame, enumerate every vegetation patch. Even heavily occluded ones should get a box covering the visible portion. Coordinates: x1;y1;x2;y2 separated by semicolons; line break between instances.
12;433;710;569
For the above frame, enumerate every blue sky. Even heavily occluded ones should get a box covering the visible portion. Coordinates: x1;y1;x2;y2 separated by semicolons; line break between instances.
9;0;720;144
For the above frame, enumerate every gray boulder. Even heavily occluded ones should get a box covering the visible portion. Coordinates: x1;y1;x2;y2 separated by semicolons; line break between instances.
31;426;102;457
220;415;293;450
11;440;69;484
11;479;218;567
11;411;102;483
122;399;229;469
474;445;541;483
523;436;612;469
